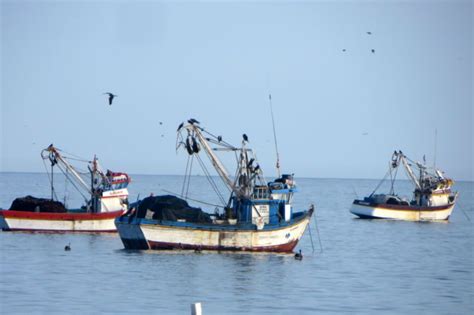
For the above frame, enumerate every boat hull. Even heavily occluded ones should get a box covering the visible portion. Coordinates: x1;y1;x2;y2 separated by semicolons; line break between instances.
0;210;124;232
350;201;455;221
115;209;313;252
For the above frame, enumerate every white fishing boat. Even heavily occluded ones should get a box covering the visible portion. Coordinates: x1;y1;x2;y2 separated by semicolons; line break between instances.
116;119;314;252
0;144;131;232
350;150;457;221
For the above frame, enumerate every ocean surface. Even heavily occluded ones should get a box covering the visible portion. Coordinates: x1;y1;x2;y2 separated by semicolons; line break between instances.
0;173;473;314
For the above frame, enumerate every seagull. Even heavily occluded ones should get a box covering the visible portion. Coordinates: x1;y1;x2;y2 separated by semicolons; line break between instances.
188;118;200;124
242;134;249;142
103;92;117;105
64;242;71;251
294;249;303;260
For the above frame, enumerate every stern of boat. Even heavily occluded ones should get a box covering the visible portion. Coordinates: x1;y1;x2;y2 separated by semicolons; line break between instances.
0;210;11;231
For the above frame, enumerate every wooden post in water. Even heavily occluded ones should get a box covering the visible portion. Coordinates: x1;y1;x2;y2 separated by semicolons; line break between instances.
191;302;202;315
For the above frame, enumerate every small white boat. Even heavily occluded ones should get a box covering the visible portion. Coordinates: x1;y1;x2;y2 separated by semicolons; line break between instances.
0;144;131;232
116;119;314;252
350;150;457;221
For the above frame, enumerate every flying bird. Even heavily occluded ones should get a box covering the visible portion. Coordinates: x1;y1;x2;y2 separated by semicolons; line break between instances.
371;49;375;54
367;31;372;35
242;134;249;142
103;92;117;105
159;122;163;125
342;49;346;52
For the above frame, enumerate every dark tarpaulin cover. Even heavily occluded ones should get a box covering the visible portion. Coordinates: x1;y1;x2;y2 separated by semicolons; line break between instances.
9;195;67;213
137;195;211;223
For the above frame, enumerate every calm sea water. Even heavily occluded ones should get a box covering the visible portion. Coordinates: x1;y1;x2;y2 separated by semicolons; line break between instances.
0;173;473;314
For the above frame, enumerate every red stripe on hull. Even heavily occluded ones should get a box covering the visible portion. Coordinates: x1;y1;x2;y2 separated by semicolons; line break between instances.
147;239;299;253
0;210;124;221
3;228;116;233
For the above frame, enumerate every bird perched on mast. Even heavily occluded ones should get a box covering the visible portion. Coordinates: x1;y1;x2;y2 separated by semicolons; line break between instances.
103;92;118;105
242;134;249;143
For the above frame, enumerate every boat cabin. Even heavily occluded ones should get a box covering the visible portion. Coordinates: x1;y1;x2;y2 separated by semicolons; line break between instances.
231;174;297;227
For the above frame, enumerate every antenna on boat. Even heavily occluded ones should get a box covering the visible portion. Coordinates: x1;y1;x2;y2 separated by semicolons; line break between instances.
433;128;438;168
268;94;281;178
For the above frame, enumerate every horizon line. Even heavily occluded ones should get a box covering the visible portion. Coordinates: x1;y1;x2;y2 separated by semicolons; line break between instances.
1;171;473;183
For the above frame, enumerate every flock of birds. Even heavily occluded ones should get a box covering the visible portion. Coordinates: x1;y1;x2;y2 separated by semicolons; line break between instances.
342;31;376;54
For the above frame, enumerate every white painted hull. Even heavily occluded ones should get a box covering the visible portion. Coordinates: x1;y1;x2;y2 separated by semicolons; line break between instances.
0;210;123;232
350;202;455;221
116;211;313;252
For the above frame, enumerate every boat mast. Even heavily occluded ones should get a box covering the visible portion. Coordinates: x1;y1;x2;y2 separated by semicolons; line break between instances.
268;94;281;178
433;128;437;168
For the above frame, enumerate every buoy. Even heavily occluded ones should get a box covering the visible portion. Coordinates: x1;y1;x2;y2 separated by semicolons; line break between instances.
191;302;202;315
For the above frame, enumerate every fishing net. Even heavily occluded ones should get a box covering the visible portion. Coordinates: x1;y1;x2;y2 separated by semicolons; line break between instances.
9;196;67;213
136;195;211;223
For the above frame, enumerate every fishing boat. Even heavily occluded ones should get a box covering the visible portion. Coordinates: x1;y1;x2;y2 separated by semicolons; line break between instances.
0;144;131;232
350;150;457;221
116;119;314;252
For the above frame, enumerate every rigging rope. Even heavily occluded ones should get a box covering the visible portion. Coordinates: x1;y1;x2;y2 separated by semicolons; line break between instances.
42;158;59;201
55;148;89;163
185;155;194;199
370;169;391;197
200;129;236;149
55;162;89;203
390;164;399;195
195;154;227;206
162;189;225;209
308;219;315;253
314;211;323;253
181;155;191;197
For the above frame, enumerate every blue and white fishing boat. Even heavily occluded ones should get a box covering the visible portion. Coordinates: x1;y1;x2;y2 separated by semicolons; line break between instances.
350;150;457;221
116;119;314;252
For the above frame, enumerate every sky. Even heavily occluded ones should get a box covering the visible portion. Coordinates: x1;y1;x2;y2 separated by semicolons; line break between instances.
1;0;472;181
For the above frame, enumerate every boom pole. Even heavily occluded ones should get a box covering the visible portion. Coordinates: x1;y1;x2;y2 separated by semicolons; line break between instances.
399;153;421;190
